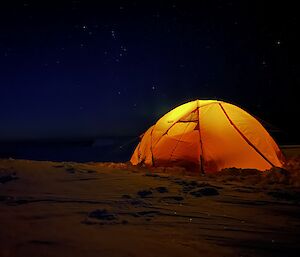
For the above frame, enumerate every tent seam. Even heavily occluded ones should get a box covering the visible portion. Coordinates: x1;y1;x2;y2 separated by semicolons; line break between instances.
167;113;193;164
150;125;156;166
153;107;198;148
218;103;276;168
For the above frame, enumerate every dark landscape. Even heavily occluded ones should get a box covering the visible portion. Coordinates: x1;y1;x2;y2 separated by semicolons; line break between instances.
1;146;300;257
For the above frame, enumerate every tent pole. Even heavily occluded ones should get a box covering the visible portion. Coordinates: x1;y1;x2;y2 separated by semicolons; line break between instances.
197;101;205;174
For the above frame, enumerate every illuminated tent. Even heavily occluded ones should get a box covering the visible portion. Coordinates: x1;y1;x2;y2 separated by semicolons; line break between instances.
130;100;284;173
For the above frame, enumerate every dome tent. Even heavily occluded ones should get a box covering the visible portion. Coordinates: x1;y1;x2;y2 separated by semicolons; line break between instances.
130;100;284;173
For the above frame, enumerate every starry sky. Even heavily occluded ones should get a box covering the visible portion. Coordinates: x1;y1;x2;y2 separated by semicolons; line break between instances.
0;1;299;143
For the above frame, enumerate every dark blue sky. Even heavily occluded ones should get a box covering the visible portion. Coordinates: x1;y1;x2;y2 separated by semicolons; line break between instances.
0;1;299;142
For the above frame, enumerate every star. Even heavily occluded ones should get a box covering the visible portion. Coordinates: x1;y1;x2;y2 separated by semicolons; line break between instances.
120;45;127;52
275;40;281;46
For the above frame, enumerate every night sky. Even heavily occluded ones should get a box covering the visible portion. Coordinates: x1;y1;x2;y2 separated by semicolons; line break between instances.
0;1;299;143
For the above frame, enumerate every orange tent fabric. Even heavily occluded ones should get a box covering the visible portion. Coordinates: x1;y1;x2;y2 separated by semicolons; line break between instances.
130;100;284;173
